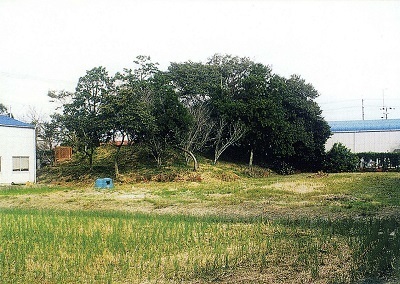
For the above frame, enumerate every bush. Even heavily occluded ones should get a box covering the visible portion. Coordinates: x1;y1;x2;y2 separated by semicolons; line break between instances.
241;166;271;178
273;161;295;175
324;143;359;173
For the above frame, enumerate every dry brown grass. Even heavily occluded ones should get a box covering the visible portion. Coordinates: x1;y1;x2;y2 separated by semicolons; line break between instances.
2;171;400;221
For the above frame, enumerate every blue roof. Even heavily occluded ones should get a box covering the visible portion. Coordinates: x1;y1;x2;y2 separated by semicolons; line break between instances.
0;115;35;129
328;119;400;132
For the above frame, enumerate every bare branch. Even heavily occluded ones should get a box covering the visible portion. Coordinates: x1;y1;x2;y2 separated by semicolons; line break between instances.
213;119;247;164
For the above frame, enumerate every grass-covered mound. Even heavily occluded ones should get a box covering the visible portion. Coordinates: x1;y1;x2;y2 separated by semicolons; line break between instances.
37;145;271;185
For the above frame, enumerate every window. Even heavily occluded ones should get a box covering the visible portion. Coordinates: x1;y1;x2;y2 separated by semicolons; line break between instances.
12;156;29;172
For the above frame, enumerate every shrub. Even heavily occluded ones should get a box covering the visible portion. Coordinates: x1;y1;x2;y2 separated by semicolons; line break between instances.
324;143;359;173
273;161;295;175
241;166;271;178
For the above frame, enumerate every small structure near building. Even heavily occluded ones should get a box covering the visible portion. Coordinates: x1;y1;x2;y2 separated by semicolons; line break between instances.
326;119;400;153
54;146;72;164
0;115;36;184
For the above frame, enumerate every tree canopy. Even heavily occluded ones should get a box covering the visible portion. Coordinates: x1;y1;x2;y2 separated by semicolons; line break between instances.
0;103;7;114
49;54;331;175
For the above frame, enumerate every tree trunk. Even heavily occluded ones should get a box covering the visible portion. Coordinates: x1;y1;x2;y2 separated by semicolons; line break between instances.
157;156;162;167
212;119;247;165
249;148;254;167
114;145;122;179
213;151;218;165
187;151;199;171
88;147;94;172
114;158;119;178
181;148;198;171
113;135;125;179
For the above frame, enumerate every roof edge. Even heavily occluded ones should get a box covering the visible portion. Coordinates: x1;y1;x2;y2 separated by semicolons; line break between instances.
328;119;400;132
0;115;35;129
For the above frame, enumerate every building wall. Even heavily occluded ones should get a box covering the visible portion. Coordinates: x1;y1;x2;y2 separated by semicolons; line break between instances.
0;126;36;184
326;130;400;153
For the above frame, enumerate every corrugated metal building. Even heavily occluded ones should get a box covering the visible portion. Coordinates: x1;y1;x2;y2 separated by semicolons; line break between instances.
0;115;36;184
326;119;400;153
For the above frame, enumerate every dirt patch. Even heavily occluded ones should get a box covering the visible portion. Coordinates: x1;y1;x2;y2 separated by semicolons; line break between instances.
265;181;324;194
116;193;147;199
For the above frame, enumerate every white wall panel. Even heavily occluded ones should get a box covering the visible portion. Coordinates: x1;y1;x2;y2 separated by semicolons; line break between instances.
0;126;36;184
326;131;400;153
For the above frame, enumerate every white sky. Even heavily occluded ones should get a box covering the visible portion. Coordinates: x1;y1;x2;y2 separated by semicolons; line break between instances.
1;0;399;121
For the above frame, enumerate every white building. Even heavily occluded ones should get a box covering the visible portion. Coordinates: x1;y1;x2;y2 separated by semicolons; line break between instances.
0;115;36;184
326;119;400;153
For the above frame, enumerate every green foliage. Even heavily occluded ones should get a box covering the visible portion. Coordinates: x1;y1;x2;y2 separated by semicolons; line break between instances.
168;55;330;170
273;161;296;175
281;75;330;170
0;102;7;114
168;61;218;103
47;54;330;173
324;143;359;173
62;66;114;169
144;73;192;166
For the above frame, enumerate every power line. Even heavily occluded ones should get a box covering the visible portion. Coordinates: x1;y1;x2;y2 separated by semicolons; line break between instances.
0;71;75;85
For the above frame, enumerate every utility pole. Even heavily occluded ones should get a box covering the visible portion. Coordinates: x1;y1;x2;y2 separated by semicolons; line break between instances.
362;99;365;120
381;106;394;120
380;89;394;119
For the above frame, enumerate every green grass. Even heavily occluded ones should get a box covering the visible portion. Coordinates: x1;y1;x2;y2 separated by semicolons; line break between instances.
4;158;400;283
123;172;400;219
0;209;399;283
0;185;68;196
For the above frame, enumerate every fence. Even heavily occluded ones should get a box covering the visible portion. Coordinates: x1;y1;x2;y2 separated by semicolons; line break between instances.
357;152;400;171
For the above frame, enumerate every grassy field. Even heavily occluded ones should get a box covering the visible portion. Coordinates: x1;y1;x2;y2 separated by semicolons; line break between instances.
0;165;400;283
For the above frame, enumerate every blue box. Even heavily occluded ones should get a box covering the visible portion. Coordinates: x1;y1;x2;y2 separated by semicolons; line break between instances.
95;178;114;189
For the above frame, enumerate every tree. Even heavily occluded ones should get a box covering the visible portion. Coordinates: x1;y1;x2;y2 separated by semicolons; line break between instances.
207;54;258;99
205;55;330;171
33;120;61;166
24;107;55;166
48;90;73;110
179;102;214;170
103;56;160;177
167;61;218;170
48;113;79;151
168;54;330;171
168;61;219;104
47;90;74;148
168;55;265;166
267;74;331;171
208;56;273;165
62;66;114;170
324;143;359;172
112;57;191;169
120;55;159;84
103;89;155;176
47;54;331;174
212;118;247;164
0;103;7;114
145;73;192;167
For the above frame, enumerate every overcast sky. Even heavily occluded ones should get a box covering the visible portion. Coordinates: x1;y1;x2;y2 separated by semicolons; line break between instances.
1;0;399;121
